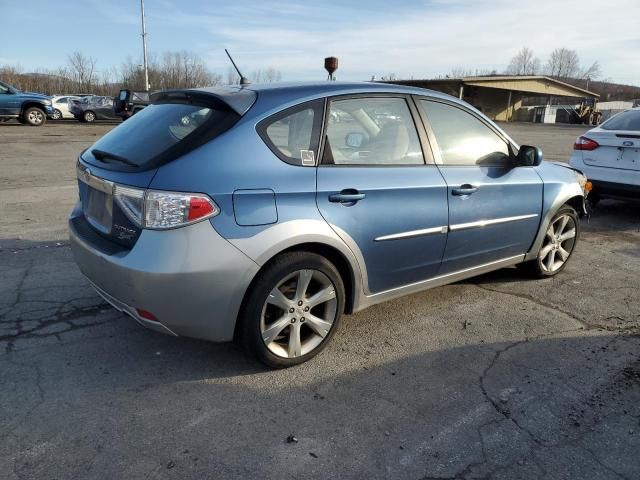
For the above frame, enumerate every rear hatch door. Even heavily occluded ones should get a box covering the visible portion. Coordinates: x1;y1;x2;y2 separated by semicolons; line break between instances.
75;87;256;248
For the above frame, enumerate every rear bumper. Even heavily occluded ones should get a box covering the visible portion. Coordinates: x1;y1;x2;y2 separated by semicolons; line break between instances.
570;152;640;192
68;203;260;342
590;180;640;198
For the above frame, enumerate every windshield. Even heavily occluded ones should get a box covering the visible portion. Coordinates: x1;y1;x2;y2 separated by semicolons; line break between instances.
601;110;640;131
83;102;238;168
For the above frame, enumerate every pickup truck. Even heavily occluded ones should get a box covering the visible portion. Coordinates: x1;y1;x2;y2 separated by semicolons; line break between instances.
0;80;55;126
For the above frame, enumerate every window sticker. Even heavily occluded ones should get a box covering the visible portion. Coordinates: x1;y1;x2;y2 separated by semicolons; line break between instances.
300;150;315;166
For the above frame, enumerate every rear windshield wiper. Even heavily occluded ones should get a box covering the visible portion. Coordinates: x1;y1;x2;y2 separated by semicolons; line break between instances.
91;149;138;168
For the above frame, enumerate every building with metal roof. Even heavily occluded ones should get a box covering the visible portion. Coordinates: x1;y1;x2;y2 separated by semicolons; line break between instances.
386;76;600;122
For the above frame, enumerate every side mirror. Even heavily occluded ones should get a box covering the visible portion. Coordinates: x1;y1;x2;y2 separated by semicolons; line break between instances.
516;145;543;166
345;132;365;148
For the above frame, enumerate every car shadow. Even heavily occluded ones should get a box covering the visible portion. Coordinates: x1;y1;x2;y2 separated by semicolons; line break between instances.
584;197;640;234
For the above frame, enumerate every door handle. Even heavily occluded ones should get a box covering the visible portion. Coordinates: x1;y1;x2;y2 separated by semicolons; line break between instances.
328;189;366;204
452;184;478;196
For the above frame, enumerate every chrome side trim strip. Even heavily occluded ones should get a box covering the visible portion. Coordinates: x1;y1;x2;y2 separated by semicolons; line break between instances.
354;254;525;311
374;225;447;242
449;213;538;232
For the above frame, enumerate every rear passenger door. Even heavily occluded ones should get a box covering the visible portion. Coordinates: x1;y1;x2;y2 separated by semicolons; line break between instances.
316;95;449;294
416;98;543;274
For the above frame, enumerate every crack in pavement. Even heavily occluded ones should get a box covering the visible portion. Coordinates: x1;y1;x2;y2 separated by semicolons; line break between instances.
472;282;640;334
0;242;70;254
1;302;113;350
419;330;638;480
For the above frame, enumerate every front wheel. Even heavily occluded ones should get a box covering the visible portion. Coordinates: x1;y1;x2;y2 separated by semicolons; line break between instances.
52;109;62;120
239;252;345;368
520;206;579;278
23;107;46;126
83;111;96;123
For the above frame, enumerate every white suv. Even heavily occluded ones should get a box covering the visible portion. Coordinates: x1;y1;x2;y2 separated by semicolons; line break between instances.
569;108;640;203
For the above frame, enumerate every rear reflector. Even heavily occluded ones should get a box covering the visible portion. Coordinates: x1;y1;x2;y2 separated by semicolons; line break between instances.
574;136;599;151
136;308;159;322
188;197;215;221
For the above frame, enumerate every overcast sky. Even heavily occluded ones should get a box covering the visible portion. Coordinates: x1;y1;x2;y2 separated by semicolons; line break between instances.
2;0;639;85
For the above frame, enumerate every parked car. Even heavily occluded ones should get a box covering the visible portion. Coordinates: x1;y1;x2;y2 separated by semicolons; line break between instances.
69;82;589;368
114;89;149;120
570;108;640;203
0;80;55;126
50;95;81;120
69;95;119;122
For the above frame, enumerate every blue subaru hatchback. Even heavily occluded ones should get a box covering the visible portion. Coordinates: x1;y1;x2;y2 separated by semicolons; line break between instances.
69;82;588;367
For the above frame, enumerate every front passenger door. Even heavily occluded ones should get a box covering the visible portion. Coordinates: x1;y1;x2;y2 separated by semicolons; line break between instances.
417;99;543;274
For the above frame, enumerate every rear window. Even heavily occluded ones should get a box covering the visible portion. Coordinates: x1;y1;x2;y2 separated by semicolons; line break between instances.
601;110;640;131
82;102;238;169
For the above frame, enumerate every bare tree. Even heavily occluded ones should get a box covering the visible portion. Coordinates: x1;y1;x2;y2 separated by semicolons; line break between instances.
581;61;601;80
66;51;97;91
262;67;281;83
448;67;473;78
506;47;541;75
545;48;581;80
251;67;282;83
226;67;240;85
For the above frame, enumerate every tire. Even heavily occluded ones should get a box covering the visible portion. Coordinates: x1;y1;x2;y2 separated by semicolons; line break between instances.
519;205;579;278
239;252;345;368
83;111;96;123
52;109;62;120
23;107;46;126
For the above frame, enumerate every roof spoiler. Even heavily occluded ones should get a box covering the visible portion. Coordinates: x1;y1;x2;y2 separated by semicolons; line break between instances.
150;88;257;116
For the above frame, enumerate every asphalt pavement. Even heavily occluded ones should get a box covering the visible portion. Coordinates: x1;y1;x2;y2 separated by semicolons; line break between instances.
1;121;639;479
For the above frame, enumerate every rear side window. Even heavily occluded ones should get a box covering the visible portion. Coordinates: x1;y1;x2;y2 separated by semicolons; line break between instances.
601;110;640;131
83;101;239;170
419;100;510;166
258;99;324;166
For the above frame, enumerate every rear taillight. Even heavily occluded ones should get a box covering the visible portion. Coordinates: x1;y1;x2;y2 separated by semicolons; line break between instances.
145;191;218;229
114;185;144;227
574;136;599;151
113;186;219;230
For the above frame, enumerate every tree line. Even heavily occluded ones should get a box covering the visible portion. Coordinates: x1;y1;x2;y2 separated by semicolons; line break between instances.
0;50;281;96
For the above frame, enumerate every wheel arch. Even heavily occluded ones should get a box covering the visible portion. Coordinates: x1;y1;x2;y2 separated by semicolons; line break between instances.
232;240;359;341
21;102;46;115
525;189;584;262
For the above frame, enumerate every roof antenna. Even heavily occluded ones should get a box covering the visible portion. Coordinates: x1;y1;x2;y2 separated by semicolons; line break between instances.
225;49;251;86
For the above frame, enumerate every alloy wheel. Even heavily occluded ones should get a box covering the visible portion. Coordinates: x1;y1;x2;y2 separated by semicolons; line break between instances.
28;110;44;125
260;269;338;359
52;109;62;120
539;214;576;273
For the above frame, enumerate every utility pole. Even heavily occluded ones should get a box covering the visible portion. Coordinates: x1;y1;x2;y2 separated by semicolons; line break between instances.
140;0;150;91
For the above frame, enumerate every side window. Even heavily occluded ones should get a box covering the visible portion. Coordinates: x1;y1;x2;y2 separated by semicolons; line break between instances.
419;100;510;166
323;97;424;165
259;100;323;166
58;97;68;104
0;84;9;94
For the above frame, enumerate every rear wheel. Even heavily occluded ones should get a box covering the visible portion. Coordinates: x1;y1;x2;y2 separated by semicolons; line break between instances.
520;206;579;278
239;252;345;368
23;107;46;126
83;111;96;123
